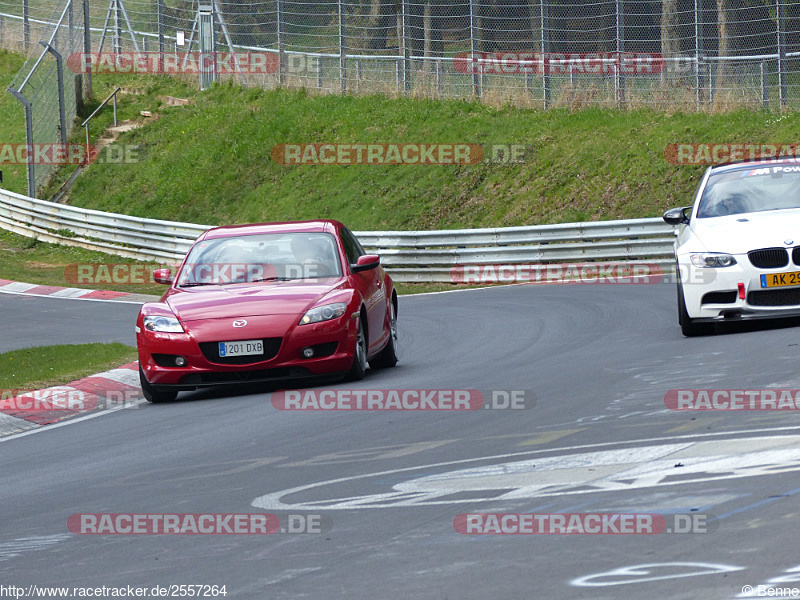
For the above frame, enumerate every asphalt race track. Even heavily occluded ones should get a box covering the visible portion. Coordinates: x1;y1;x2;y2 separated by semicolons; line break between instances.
3;283;800;599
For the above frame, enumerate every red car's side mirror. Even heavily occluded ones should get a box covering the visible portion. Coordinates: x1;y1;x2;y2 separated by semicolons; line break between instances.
153;268;174;285
351;254;380;273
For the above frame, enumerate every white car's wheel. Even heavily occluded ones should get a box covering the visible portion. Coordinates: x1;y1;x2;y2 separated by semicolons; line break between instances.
678;280;714;337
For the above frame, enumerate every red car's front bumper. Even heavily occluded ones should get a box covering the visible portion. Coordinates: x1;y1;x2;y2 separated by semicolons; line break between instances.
137;312;358;390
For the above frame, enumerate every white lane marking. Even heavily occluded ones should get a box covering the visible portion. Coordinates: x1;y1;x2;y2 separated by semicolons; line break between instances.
0;289;146;305
252;432;800;510
570;563;744;587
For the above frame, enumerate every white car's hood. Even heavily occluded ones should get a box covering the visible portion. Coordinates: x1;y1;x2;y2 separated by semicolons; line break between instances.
691;209;800;254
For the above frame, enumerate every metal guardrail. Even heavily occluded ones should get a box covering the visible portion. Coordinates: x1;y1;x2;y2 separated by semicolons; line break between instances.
0;187;677;283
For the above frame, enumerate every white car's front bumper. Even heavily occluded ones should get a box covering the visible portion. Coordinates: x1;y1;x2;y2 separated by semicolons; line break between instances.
679;253;800;321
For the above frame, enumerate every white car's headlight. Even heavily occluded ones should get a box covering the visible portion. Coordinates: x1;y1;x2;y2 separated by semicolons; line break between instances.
143;315;185;333
690;253;737;268
300;302;347;325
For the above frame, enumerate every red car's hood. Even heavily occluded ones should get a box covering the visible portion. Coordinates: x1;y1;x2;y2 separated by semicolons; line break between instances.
164;278;346;321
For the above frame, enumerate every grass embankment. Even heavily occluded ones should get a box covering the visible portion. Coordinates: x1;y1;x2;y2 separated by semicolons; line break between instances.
3;49;800;295
0;343;138;391
57;82;800;230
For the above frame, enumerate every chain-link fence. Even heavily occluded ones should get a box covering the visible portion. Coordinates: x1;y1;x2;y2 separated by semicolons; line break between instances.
5;0;89;197
3;1;800;138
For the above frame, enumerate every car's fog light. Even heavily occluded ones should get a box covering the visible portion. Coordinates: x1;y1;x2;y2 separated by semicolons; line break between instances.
302;347;315;359
175;356;187;367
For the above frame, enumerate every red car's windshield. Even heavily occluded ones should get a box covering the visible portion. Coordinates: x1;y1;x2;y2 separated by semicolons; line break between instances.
177;232;343;286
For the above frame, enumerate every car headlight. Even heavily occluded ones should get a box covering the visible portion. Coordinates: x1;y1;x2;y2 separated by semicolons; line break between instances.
690;253;737;268
300;302;347;325
143;315;185;333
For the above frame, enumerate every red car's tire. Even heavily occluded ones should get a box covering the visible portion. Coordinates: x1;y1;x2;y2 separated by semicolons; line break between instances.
369;302;398;369
139;365;178;403
346;316;367;381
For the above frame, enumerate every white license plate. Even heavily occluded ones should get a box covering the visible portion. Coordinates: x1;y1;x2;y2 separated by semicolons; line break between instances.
219;340;264;357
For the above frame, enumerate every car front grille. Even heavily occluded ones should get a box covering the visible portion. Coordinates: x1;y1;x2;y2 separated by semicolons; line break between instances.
748;248;789;269
198;338;282;365
792;247;800;265
747;289;800;307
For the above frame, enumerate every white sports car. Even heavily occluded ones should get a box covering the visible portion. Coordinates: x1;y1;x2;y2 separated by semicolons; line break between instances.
664;159;800;336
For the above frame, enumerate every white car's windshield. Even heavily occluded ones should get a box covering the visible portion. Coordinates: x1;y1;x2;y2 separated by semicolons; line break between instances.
697;165;800;218
177;232;343;286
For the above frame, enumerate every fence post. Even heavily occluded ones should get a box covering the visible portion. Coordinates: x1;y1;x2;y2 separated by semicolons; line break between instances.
541;0;550;108
277;0;285;86
317;57;323;89
777;0;787;108
114;0;121;54
8;89;35;197
23;0;30;51
198;4;215;90
761;61;769;108
615;0;625;108
401;0;411;93
694;0;702;110
157;0;164;73
469;0;479;96
338;0;346;94
82;0;92;100
41;42;68;147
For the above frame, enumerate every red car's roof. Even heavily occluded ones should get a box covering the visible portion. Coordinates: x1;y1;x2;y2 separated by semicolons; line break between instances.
201;220;343;240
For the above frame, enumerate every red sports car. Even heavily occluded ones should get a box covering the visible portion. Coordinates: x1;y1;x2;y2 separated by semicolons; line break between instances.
136;220;398;402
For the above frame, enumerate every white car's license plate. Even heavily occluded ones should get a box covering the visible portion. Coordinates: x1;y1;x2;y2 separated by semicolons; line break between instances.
761;272;800;288
219;340;264;357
